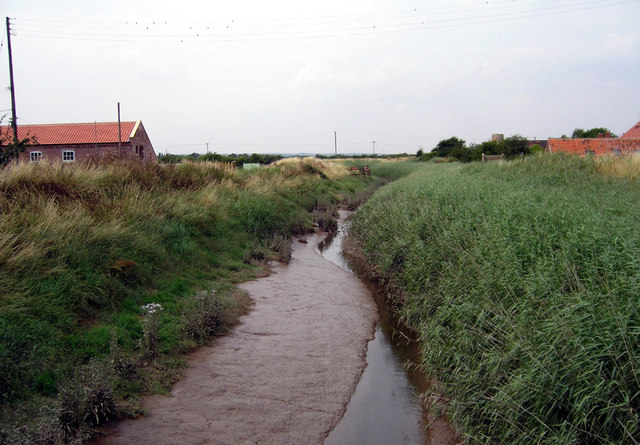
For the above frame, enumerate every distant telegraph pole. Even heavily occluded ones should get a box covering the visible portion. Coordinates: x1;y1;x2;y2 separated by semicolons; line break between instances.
6;17;18;143
334;131;337;155
117;102;122;157
372;140;376;155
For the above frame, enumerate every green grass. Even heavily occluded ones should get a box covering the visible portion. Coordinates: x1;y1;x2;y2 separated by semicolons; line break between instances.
347;154;640;444
0;157;380;442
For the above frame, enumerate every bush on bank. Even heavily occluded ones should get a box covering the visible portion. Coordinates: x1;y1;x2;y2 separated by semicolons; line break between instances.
0;157;375;442
347;154;640;444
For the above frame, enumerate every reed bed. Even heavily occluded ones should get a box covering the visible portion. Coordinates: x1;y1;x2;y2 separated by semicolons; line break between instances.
348;154;640;444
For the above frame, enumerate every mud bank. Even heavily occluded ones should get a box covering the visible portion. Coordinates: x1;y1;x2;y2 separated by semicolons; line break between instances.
98;230;378;445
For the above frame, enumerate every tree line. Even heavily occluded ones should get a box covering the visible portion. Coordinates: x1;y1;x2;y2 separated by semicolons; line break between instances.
158;152;285;166
418;135;537;162
420;126;617;162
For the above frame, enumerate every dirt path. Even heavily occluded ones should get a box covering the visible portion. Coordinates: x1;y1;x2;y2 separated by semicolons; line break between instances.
99;230;378;445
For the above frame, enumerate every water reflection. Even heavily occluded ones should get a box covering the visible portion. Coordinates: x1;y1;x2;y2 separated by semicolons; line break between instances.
318;215;431;445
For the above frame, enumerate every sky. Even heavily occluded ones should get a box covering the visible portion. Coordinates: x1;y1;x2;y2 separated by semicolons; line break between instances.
1;0;640;155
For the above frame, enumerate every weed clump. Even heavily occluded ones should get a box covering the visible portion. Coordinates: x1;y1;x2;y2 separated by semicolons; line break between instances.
313;198;339;233
268;235;292;263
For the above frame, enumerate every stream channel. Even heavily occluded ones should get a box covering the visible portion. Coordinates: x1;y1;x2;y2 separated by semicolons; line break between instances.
97;211;458;444
320;212;459;445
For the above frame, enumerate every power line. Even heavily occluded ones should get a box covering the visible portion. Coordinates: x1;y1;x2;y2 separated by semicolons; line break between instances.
10;0;638;44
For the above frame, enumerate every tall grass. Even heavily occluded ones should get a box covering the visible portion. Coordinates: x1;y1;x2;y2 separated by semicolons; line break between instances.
347;154;640;444
0;157;372;442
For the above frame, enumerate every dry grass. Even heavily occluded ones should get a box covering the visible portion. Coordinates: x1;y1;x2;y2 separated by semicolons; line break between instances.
272;157;348;180
595;153;640;179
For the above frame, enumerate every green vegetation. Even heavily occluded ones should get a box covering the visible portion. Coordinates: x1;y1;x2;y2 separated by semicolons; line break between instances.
572;127;617;138
348;154;640;444
157;152;284;167
419;135;531;163
0;157;375;442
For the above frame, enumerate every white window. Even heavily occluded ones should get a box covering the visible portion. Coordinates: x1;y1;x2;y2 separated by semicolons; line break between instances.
62;150;75;162
29;151;43;162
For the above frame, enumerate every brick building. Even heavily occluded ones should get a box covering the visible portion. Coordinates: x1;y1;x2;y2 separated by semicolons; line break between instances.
2;121;157;163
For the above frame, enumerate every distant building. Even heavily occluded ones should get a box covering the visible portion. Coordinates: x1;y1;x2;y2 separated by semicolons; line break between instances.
547;121;640;156
547;138;640;156
621;121;640;139
1;121;157;163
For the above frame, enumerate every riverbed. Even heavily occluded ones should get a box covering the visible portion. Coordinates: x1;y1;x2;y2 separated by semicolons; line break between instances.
98;227;378;444
98;212;459;444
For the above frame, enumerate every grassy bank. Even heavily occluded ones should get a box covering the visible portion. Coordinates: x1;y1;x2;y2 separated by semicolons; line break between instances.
347;154;640;444
0;157;377;443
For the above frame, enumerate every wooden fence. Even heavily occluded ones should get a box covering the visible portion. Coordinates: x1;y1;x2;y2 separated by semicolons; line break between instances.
482;153;504;163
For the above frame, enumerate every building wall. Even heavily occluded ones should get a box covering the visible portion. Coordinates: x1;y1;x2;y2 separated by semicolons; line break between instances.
128;121;158;162
17;122;157;163
19;143;131;163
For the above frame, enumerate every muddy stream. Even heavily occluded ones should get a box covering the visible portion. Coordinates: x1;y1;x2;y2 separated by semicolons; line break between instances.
98;211;458;444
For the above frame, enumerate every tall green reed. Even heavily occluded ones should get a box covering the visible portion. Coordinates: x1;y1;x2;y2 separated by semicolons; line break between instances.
348;155;640;443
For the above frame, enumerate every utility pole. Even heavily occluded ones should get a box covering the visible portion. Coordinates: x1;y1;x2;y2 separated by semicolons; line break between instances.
334;131;337;155
372;140;376;155
6;17;18;144
117;102;122;157
206;142;209;154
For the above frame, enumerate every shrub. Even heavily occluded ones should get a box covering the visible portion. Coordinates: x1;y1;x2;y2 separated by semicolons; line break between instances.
140;303;163;362
313;198;338;232
181;288;245;342
58;359;116;441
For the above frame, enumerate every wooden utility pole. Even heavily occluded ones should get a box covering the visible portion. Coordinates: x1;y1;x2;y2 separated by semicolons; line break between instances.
334;131;337;155
117;102;122;157
6;17;18;144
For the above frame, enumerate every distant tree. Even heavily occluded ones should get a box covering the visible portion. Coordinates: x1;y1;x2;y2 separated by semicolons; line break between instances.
0;116;36;167
158;153;185;164
199;153;228;162
432;137;466;158
416;148;424;158
530;144;544;154
468;140;500;162
502;134;530;158
476;140;502;155
466;135;531;162
572;128;617;138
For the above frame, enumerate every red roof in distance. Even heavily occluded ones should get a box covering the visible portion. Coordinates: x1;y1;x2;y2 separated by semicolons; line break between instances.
622;121;640;139
548;138;640;156
2;122;138;145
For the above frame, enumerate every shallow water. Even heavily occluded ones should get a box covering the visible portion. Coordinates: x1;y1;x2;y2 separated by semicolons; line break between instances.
96;213;458;445
97;229;378;445
319;212;459;445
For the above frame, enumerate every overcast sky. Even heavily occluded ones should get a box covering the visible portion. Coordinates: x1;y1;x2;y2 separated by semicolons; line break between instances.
2;0;639;155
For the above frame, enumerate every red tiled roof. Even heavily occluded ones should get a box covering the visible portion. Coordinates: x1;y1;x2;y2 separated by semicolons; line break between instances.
1;121;138;145
548;138;640;156
622;121;640;139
